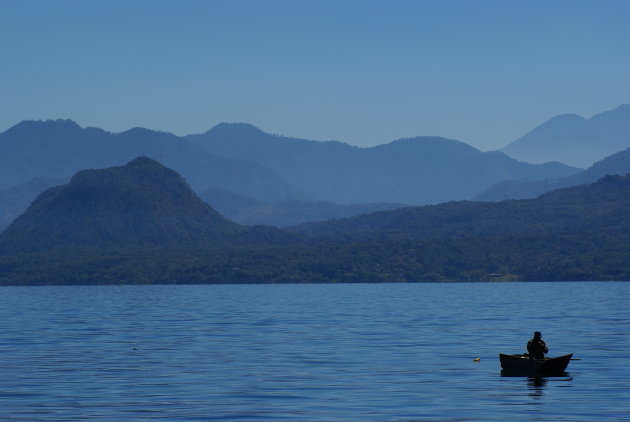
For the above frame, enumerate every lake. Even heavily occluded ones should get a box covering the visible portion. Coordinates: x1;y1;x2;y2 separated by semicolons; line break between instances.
1;282;629;421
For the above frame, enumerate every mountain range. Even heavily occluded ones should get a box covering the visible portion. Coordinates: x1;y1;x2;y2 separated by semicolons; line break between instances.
501;104;630;168
187;123;576;205
2;104;630;233
0;119;302;201
0;118;581;232
2;157;630;284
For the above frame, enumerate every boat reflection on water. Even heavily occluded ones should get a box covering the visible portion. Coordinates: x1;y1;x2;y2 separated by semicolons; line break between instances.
527;377;548;397
500;369;570;378
500;372;574;400
501;365;575;398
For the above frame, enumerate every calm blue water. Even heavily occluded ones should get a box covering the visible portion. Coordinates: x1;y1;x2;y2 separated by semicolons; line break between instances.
1;282;629;421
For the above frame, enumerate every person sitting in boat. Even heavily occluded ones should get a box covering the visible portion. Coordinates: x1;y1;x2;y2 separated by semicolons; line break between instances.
527;331;549;359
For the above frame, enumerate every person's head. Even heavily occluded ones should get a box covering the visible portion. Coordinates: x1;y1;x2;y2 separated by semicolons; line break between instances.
534;331;542;338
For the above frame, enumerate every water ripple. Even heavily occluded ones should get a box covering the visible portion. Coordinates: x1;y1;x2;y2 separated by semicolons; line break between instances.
1;282;630;420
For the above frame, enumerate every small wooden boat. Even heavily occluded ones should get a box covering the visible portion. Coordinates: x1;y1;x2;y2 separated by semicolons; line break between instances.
499;353;573;376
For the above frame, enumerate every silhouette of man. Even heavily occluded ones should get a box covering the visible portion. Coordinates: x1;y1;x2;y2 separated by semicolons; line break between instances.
527;331;549;359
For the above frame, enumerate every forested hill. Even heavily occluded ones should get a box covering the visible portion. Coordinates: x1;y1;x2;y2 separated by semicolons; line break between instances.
0;157;245;253
292;173;630;240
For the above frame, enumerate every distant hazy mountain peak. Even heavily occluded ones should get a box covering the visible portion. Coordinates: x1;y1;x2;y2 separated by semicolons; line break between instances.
118;127;175;138
4;119;82;135
501;104;630;168
512;113;588;142
546;113;587;123
206;122;265;137
390;135;463;146
381;135;480;154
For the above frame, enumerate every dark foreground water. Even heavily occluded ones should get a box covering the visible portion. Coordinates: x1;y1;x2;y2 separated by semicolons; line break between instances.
1;282;629;421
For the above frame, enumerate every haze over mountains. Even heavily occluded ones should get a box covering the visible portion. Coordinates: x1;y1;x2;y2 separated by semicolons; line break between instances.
0;176;69;232
501;104;630;168
475;143;630;201
0;113;588;231
293;172;630;239
0;119;301;201
1;104;630;234
198;187;406;227
187;122;575;205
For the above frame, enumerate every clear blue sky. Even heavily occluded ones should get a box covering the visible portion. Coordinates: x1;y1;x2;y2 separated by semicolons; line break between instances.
1;0;629;150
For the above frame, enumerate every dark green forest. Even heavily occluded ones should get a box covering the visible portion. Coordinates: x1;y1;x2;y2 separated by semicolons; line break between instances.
2;229;630;285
